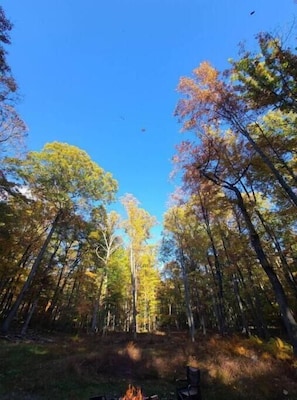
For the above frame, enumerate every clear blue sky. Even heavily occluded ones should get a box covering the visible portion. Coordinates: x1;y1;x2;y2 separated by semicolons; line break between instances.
2;0;296;241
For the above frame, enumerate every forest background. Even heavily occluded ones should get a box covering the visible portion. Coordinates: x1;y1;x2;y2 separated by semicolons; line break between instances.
1;2;297;395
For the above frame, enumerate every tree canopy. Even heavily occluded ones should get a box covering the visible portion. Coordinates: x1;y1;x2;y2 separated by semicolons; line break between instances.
0;5;297;356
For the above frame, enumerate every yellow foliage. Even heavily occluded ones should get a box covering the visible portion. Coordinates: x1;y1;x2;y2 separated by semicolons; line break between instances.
274;337;285;350
249;335;263;346
88;231;99;240
265;337;293;360
85;270;97;280
234;345;249;357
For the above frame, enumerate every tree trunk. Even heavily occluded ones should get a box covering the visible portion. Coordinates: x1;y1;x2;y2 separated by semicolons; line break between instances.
0;210;61;335
230;185;297;354
199;195;226;334
21;298;38;336
192;275;207;335
179;249;195;342
231;116;297;207
91;269;106;333
255;209;297;298
130;246;137;339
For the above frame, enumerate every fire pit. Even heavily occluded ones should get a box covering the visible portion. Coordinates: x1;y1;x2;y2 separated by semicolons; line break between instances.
120;385;159;400
89;385;159;400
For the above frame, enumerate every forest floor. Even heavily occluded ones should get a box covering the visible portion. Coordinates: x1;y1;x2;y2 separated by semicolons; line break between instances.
0;331;297;400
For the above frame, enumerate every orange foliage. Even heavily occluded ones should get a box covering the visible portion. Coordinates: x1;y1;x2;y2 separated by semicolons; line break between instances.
175;61;242;134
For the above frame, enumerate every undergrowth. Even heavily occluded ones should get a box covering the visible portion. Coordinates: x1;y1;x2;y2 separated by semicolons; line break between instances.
0;332;296;400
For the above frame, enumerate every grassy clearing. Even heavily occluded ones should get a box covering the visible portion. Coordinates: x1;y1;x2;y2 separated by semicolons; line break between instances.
0;332;296;400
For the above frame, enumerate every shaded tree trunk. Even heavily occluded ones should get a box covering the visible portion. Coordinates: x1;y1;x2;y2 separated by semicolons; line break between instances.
179;249;195;342
230;115;297;207
255;209;297;298
130;246;137;339
91;269;107;333
229;184;297;354
20;298;38;336
0;211;61;334
198;194;226;334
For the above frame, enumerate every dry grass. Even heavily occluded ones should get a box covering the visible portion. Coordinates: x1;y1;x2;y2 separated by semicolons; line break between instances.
0;331;297;400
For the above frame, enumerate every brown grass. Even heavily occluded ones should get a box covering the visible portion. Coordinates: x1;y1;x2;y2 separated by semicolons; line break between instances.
81;332;297;399
1;331;297;400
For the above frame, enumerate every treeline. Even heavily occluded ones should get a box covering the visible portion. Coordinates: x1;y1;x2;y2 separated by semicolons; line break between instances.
0;7;160;337
161;32;297;354
0;140;161;336
0;6;297;356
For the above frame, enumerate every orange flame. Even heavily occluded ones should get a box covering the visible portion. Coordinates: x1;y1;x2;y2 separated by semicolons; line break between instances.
121;385;143;400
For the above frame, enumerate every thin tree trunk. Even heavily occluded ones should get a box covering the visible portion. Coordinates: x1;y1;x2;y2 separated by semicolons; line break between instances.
232;273;250;335
192;273;207;335
179;249;195;342
220;231;249;335
130;246;137;339
232;205;269;337
255;209;297;298
91;269;106;333
21;298;38;336
237;263;269;338
230;115;297;207
229;185;297;354
0;211;61;335
198;194;226;334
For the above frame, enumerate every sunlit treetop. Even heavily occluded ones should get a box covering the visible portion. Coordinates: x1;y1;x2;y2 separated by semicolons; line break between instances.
229;32;297;113
15;141;118;212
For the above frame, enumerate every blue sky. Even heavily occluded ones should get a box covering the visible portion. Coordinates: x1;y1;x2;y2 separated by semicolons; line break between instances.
2;0;296;241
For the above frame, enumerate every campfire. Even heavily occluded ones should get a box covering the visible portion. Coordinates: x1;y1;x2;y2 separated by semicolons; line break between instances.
120;385;158;400
120;385;143;400
89;385;159;400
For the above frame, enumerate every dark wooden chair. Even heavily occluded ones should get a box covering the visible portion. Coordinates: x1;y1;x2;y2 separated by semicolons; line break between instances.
176;366;201;400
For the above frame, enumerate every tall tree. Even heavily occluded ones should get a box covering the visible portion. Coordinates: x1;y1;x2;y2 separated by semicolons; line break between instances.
163;204;197;341
229;32;297;113
173;127;297;354
121;194;156;337
175;60;297;207
1;142;118;334
0;6;27;161
137;245;160;332
88;209;122;333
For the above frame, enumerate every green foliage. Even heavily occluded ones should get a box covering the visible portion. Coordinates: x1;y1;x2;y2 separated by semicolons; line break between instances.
15;141;118;210
230;32;297;113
